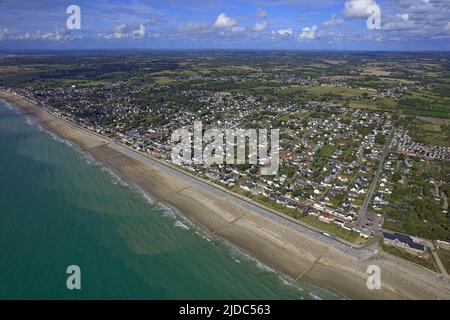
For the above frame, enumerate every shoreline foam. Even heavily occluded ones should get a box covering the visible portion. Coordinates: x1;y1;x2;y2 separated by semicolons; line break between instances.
1;91;449;300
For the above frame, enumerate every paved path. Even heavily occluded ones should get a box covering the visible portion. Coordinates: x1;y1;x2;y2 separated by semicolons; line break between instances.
426;241;449;277
356;129;395;228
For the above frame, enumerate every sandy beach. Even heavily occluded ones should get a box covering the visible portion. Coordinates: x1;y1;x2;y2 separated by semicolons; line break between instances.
1;90;449;300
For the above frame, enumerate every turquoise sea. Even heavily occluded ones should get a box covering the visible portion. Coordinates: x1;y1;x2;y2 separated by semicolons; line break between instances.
0;100;341;300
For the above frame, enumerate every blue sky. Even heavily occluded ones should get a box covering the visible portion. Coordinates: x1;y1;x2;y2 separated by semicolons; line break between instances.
1;0;449;50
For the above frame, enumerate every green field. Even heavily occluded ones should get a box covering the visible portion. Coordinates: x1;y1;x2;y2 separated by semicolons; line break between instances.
382;242;438;272
305;86;376;98
400;116;450;147
300;215;365;244
400;90;450;119
437;249;450;274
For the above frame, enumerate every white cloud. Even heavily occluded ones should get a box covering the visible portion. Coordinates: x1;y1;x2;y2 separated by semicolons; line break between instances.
376;0;450;39
11;28;78;42
177;22;212;35
112;23;129;38
273;28;293;37
40;32;54;40
214;13;237;28
19;32;34;40
397;13;409;22
0;27;10;40
344;0;378;18
299;25;318;40
231;26;245;33
323;15;344;27
55;27;70;41
132;24;146;38
256;9;268;19
445;22;450;30
144;17;161;26
97;23;146;39
252;21;268;32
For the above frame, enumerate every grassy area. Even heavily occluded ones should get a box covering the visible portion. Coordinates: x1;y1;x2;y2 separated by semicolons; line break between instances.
399;92;450;119
399;116;450;147
252;195;366;245
220;65;262;72
153;76;176;85
348;101;379;110
437;249;450;274
361;67;391;77
306;86;375;98
348;96;398;111
300;215;366;245
317;144;337;158
53;78;110;87
149;69;194;75
382;242;438;272
230;185;252;198
418;123;449;147
423;123;441;132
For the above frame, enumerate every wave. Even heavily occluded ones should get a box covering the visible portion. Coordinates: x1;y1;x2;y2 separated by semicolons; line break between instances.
45;130;74;148
174;221;190;230
1;100;23;115
20;112;75;149
25;116;37;127
228;246;276;274
97;164;135;189
195;231;213;243
2;100;14;110
221;240;336;300
110;177;325;298
309;293;323;300
157;203;197;232
222;240;324;297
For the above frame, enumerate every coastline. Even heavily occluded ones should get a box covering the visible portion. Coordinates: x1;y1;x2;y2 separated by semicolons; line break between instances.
1;90;449;300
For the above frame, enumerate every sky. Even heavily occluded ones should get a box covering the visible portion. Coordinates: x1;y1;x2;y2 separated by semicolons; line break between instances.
0;0;450;51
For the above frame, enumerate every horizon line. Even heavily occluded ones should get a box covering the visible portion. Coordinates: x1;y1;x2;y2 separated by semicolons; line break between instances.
2;48;450;54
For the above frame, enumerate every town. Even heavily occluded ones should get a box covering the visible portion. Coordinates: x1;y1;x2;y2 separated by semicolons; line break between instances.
1;50;449;274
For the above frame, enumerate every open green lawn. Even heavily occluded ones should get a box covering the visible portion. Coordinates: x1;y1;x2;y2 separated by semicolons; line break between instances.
348;101;379;110
317;144;337;158
437;249;450;274
300;215;366;244
306;86;376;98
153;76;176;85
382;242;438;272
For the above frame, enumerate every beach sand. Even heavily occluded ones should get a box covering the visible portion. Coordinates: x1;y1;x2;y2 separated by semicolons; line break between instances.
1;90;449;300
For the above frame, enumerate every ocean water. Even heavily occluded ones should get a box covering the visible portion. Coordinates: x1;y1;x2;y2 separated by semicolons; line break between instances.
0;100;341;300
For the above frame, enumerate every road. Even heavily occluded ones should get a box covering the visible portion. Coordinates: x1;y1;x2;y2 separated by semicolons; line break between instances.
356;128;395;228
